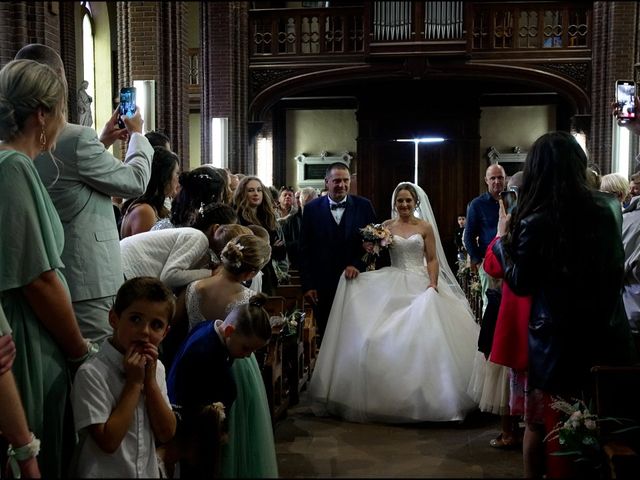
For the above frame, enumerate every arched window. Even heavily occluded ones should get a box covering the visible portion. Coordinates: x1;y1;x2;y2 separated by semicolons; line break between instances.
81;2;96;128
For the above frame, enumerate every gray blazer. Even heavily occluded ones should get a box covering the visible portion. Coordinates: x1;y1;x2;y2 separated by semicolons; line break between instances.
35;124;153;301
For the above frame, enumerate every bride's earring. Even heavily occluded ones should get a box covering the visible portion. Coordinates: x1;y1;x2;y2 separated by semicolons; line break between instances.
39;124;47;150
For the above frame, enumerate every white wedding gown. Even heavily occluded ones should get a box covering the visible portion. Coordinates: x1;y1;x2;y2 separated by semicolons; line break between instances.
309;233;480;423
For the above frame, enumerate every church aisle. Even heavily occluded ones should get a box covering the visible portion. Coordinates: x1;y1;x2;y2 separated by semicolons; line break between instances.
274;391;523;478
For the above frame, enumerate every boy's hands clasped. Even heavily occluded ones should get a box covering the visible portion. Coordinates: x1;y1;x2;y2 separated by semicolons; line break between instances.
123;342;159;390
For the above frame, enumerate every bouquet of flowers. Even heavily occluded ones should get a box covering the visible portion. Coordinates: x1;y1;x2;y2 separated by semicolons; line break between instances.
360;223;393;271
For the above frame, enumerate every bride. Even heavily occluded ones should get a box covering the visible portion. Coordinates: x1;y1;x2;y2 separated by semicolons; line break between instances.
308;182;480;423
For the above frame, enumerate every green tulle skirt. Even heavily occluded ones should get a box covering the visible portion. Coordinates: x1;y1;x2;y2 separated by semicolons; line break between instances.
221;354;279;478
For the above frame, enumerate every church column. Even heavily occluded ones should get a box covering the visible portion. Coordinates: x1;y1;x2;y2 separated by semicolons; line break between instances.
590;1;639;173
200;1;249;173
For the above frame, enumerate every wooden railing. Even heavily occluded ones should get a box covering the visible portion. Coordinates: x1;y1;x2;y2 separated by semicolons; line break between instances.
248;1;591;61
250;6;365;58
470;2;591;52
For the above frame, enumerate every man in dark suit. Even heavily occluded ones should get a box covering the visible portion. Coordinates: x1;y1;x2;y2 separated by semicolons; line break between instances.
299;162;377;338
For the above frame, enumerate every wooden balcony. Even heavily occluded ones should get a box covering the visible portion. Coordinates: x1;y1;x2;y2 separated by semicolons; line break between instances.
248;1;592;64
250;6;366;63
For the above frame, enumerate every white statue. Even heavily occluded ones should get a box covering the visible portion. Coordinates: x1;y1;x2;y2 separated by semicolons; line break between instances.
77;80;93;127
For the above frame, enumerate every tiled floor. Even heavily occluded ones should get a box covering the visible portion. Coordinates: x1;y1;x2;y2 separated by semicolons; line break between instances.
274;391;524;478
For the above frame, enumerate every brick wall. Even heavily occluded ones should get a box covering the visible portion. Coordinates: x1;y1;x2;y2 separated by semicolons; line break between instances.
117;1;190;168
59;2;77;123
201;1;249;173
0;2;60;65
0;2;77;123
590;1;639;174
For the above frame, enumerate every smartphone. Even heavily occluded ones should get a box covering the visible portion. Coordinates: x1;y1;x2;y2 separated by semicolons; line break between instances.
616;80;636;121
117;87;136;129
500;190;518;215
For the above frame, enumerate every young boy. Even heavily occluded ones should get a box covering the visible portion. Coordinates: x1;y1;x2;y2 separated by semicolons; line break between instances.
70;277;177;478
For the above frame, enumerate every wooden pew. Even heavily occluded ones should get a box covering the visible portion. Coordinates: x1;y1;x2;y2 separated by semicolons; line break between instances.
591;365;640;478
275;284;310;396
257;297;289;424
303;304;318;376
275;284;303;315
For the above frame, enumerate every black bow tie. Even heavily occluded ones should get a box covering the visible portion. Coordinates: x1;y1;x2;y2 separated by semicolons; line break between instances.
331;202;346;210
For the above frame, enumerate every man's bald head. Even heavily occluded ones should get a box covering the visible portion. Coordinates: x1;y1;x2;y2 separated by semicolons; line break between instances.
484;163;506;199
15;44;66;83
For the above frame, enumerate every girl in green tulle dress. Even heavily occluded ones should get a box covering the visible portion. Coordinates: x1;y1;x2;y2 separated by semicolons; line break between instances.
221;355;279;478
171;231;279;477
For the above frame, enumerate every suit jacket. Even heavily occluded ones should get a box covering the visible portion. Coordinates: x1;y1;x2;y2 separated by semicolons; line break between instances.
35;124;153;301
299;194;376;295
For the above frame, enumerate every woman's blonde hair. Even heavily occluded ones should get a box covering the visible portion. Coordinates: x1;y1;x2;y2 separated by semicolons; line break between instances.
600;173;629;202
220;233;271;274
0;59;66;142
212;224;252;256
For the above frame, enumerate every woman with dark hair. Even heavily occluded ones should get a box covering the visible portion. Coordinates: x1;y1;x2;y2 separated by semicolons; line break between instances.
120;146;180;238
233;176;287;295
492;131;636;477
152;166;227;231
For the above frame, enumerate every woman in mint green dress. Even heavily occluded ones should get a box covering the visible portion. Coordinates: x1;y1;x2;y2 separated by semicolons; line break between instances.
0;59;91;477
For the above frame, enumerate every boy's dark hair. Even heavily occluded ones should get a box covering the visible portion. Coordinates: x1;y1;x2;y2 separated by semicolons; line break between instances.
113;276;176;321
145;130;171;149
231;293;272;342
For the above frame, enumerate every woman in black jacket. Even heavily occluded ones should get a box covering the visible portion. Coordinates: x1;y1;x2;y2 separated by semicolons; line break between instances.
491;131;636;478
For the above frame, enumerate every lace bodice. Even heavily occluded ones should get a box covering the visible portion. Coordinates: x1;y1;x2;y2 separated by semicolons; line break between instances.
186;280;253;331
389;234;428;275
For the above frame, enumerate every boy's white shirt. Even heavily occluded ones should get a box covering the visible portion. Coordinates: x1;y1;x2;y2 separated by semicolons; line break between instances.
70;339;170;478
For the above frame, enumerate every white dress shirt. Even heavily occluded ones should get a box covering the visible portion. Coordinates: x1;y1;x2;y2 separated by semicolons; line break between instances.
328;197;347;225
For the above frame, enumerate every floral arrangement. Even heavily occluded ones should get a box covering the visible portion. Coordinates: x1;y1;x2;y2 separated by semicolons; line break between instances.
210;401;226;423
360;223;393;271
469;276;482;295
455;255;481;295
544;397;601;464
282;309;305;338
544;396;639;471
